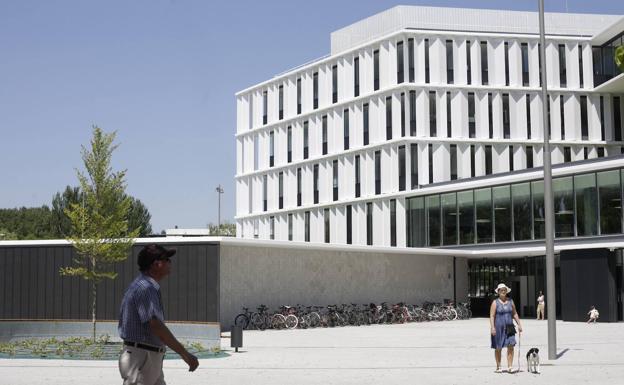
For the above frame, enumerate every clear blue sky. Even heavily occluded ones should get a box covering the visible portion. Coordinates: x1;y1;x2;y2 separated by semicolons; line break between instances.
1;1;623;233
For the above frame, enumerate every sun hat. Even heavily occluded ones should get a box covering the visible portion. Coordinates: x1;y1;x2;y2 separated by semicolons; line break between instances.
495;283;511;294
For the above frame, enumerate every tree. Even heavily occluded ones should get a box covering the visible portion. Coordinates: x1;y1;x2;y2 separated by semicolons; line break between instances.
126;196;153;236
60;126;140;341
0;227;18;240
0;206;54;239
207;222;236;236
616;46;624;72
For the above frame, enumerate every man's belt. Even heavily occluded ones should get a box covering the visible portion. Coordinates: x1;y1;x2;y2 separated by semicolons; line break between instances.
123;340;166;353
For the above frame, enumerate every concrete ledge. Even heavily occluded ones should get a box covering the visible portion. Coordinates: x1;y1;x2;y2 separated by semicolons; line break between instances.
0;320;220;349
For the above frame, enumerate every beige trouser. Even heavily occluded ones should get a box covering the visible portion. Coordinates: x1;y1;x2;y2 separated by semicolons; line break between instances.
537;303;545;319
119;345;166;385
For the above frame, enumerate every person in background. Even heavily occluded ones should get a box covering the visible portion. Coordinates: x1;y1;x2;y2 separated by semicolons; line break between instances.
490;283;523;373
587;306;599;324
536;291;545;320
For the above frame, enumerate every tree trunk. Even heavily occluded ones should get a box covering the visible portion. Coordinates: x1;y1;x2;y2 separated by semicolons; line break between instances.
91;279;97;342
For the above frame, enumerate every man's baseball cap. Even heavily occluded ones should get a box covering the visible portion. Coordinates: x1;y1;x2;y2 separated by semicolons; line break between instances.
138;244;176;271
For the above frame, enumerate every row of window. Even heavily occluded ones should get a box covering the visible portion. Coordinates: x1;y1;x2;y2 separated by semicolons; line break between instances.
406;168;624;247
254;39;591;129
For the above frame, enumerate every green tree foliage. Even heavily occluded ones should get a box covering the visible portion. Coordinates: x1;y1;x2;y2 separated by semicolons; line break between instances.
616;46;624;72
0;227;18;240
207;222;236;236
126;196;153;236
60;126;140;340
0;206;55;239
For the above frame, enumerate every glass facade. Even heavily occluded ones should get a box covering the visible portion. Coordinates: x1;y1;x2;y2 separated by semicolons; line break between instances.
406;167;624;247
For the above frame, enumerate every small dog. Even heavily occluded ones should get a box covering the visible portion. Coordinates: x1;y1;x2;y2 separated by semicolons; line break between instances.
526;348;540;374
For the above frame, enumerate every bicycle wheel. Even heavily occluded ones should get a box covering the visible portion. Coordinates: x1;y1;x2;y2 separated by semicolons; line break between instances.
234;314;249;329
285;314;298;329
299;315;309;329
449;308;458;321
307;312;321;328
250;313;264;330
271;314;286;329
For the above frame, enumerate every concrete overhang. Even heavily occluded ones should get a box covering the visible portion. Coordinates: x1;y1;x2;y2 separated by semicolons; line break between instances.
591;15;624;46
593;72;624;93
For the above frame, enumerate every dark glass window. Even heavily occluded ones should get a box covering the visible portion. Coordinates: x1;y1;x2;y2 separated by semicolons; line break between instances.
269;130;275;167
598;170;622;234
558;44;567;88
397;41;404;84
410;144;419;189
332;65;338;104
466;40;472;85
297;168;302;206
343;109;350;150
468;92;475;138
446;40;454;84
526;95;532;139
614;97;622;141
355;155;361;198
575;173;598;236
297;78;302;114
446;92;452;137
409;90;416;136
366;202;373;245
305;211;310;242
512;183;531;241
270;216;275;240
470;145;476;177
313;72;319;109
332;160;338;201
428;143;433;184
538;43;543;87
322;115;328;155
346;205;353;244
480;41;488;85
373;49;380;91
399;145;406;191
600;96;605;141
503;94;510;139
406;196;426;247
553;176;574;237
458;190;474;244
386;96;393;140
560;96;566;139
263;90;268;125
578;45;584;88
429;91;437;137
493;185;511;242
580;96;588;140
390;199;397;247
400;92;406;137
563;146;571;164
509;145;514;171
363;103;369;145
354;57;360;97
426;195;440;246
313;164;319;204
598;147;605;157
488;93;493;139
288;214;293;241
450;144;457;180
521;43;529;86
526;146;534;168
303;121;309;159
475;188;492;243
278;171;284;209
425;39;430;84
324;208;330;243
504;42;509;86
408;38;415;82
485;145;492;175
287;126;292;163
442;192;457;245
263;174;268;211
279;85;284;120
533;180;545;239
374;150;381;195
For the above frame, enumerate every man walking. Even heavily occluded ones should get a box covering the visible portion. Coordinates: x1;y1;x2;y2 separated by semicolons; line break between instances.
118;244;199;385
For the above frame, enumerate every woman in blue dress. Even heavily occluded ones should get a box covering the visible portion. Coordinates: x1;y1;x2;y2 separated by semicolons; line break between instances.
490;283;523;373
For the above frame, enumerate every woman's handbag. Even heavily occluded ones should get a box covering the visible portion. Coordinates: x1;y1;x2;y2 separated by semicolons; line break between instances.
506;323;517;337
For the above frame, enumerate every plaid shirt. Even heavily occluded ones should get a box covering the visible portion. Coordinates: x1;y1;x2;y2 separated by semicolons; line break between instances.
118;273;165;347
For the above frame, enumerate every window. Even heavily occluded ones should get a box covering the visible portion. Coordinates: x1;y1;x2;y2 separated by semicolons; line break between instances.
446;40;454;84
475;188;492;243
343;109;350;150
411;144;419;189
600;96;605;141
287;126;292;163
470;145;476;177
429;91;437;137
450;144;457;180
270;216;275;240
263;174;268;211
446;92;451;137
442;192;457;245
278;171;284;209
400;93;406;137
485;145;492;175
526;146;534;168
386;96;393;140
269;130;275;167
297;168;302;206
468;92;475;138
366;202;373;245
526;95;532;139
390;199;397;247
512;183;532;241
493;185;511;242
303;121;309;159
547;97;552;139
579;45;584;88
488;93;493;139
373;49;380;91
324;208;330;243
425;39;430;84
322;115;328;155
558;44;567;88
304;211;310;242
466;40;472;85
355;155;361;197
399;145;406;191
354;57;360;97
288;214;293;241
480;41;488;85
397;41;404;84
346;205;353;244
279;85;284;120
332;160;338;201
560;96;565;139
254;134;259;170
426;195;440;246
458;190;474;244
363;103;370;145
615;97;622;142
503;94;510;139
297;78;302;114
580;96;588;140
575;173;597;236
509;145;514;171
408;38;415;82
374;150;381;195
406;196;426;247
598;170;622;234
521;43;529;86
313;72;319;109
409;91;416;136
428;143;433;184
554;177;574;237
313;164;319;204
263;90;268;125
598;147;605;157
332;65;338;104
533;180;545;239
504;42;509;86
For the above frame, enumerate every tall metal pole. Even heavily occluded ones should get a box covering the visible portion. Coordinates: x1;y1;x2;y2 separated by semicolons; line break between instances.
538;0;557;360
216;185;224;229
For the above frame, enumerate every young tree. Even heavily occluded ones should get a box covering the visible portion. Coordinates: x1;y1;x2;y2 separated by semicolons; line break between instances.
60;126;140;340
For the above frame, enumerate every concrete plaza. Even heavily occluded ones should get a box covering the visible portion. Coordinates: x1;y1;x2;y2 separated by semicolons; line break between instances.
1;319;623;384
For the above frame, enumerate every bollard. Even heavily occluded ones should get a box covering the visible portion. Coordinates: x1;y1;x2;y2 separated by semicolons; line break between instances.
231;325;243;352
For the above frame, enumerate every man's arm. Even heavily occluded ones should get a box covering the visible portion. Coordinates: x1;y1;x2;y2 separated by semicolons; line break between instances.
149;318;199;371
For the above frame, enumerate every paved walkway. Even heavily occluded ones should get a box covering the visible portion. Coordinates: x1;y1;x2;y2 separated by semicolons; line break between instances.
1;319;623;384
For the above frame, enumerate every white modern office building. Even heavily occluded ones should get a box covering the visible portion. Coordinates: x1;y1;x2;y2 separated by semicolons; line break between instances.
234;6;624;321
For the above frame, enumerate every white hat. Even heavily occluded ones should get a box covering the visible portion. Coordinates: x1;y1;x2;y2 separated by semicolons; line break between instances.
495;283;511;294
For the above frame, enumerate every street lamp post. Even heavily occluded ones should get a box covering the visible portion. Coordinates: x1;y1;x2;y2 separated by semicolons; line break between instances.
538;0;557;360
216;185;224;230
